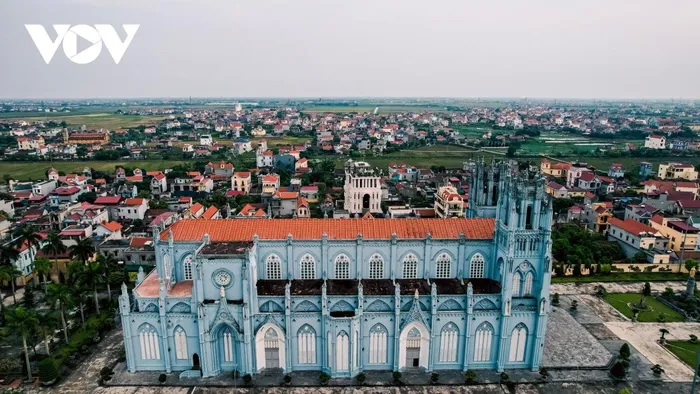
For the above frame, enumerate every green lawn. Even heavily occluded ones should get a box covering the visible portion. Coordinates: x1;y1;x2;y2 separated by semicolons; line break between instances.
603;293;685;322
552;272;689;283
0;160;187;181
322;145;500;169
666;340;700;370
0;113;166;129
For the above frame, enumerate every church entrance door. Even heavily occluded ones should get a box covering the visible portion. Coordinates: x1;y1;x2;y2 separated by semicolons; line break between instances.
265;348;279;368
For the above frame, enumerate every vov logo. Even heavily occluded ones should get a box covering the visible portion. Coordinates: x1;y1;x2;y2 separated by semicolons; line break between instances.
25;24;140;64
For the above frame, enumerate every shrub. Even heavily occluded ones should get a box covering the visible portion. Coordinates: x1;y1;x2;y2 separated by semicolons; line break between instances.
242;374;253;385
392;371;402;384
99;366;114;385
663;287;675;298
499;372;510;383
610;361;627;379
657;313;666;323
539;367;549;380
319;372;331;385
619;343;631;362
355;372;366;385
570;300;578;310
231;369;240;379
38;358;60;385
430;372;439;384
595;285;607;297
651;364;664;375
0;358;22;377
158;373;167;384
690;334;698;344
283;374;292;385
464;370;477;384
552;293;560;305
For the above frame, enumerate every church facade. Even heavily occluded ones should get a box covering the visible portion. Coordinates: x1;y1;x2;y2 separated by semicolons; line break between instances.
118;162;554;378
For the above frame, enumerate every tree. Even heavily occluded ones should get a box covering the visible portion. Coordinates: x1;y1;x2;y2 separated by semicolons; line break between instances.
0;242;20;266
33;257;53;294
95;254;120;301
5;306;39;381
45;283;72;343
619;343;631;362
685;259;698;273
639;281;652;308
38;358;59;385
42;231;67;283
659;328;669;341
14;226;43;264
0;265;22;305
158;373;167;384
36;311;57;355
69;261;104;315
69;238;95;264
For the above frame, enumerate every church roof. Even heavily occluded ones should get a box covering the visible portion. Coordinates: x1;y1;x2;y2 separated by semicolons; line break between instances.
160;218;495;242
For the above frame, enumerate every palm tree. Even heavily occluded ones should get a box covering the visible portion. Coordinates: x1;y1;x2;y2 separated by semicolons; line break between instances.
33;257;53;294
42;231;66;283
0;265;22;305
36;311;57;355
14;226;43;264
71;260;104;315
46;283;72;343
5;306;39;381
0;242;20;266
96;254;120;300
659;328;670;341
68;238;95;265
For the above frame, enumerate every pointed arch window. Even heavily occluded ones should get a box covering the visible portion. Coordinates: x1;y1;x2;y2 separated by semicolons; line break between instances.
335;254;350;279
523;272;534;296
300;254;316;279
470;253;485;278
512;273;522;296
298;325;316;364
368;253;384;279
402;253;418;279
183;255;193;280
266;254;282;279
138;324;160;360
474;322;494;362
222;328;234;362
438;323;459;362
336;331;349;371
508;324;527;362
174;327;188;360
369;324;388;364
435;253;452;278
163;254;171;280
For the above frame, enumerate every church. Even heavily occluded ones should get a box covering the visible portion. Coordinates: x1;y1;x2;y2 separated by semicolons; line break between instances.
118;161;554;378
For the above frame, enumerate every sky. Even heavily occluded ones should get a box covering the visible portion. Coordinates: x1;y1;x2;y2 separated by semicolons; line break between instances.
1;0;699;99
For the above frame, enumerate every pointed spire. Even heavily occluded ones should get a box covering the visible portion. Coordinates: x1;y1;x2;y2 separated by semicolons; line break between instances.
121;282;128;297
220;285;226;299
414;288;419;300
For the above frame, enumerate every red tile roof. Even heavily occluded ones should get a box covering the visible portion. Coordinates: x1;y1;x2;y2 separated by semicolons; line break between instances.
201;206;219;219
160;218;495;242
100;221;123;232
124;198;146;206
608;218;657;236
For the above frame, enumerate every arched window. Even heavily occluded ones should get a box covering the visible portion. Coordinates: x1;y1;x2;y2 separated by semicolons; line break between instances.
300;254;316;279
474;322;493;362
369;324;388;364
523;272;534;296
222;328;234;362
402;254;418;279
336;331;349;371
297;325;316;364
438;323;459;362
334;254;350;279
512;273;522;296
182;255;193;280
138;324;160;360
163;254;171;280
508;324;527;362
435;253;451;278
368;253;384;279
470;254;485;278
174;327;188;360
266;254;282;279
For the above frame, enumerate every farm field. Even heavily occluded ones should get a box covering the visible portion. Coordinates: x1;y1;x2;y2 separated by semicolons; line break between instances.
0;112;166;129
603;293;685;322
299;105;449;114
323;145;499;169
517;132;645;155
552;156;700;172
0;160;187;181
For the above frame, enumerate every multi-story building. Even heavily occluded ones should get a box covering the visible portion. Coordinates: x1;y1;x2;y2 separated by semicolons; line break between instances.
434;185;465;218
343;160;382;215
62;129;110;145
232;172;252;195
118;162;554;378
606;218;670;264
649;215;700;254
657;162;698;181
17;136;45;151
644;135;666;150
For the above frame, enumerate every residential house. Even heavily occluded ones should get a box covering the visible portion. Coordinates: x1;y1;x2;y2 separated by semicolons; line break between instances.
657;162;698;181
650;215;700;254
434;185;465;218
607;163;624;178
117;198;149;221
607;218;670;264
94;221;123;241
231;172;252;195
270;191;299;217
644;135;666;149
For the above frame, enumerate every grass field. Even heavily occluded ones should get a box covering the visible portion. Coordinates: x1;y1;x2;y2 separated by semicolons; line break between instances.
325;145;499;169
666;340;700;370
551;156;700;172
0;160;187;181
603;293;685;322
0;113;166;129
